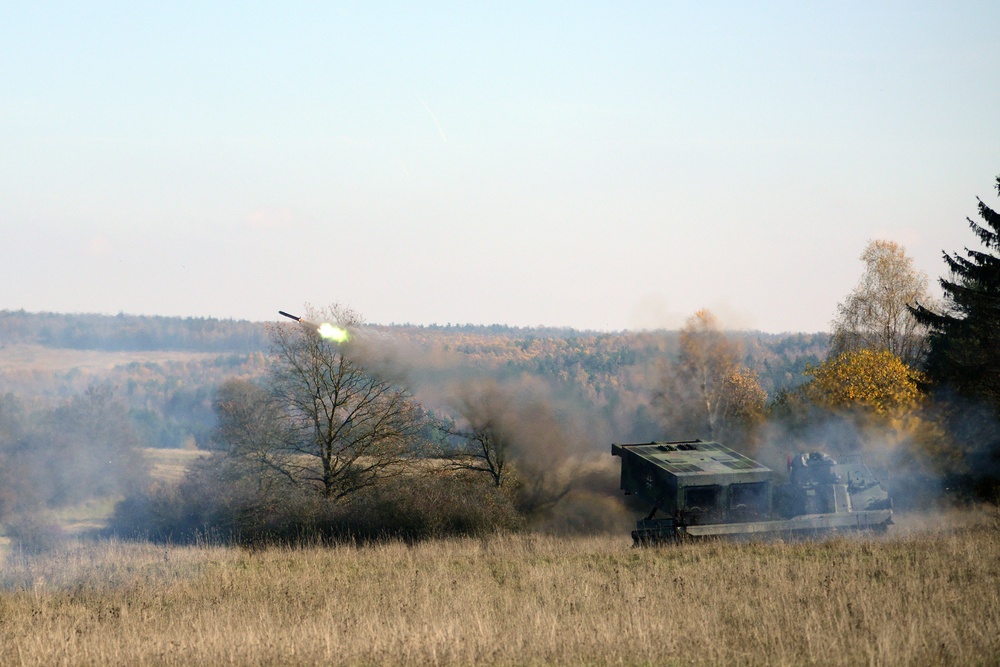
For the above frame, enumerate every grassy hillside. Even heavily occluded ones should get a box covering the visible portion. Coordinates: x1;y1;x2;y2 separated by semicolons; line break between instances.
0;344;224;374
0;508;996;666
143;447;212;484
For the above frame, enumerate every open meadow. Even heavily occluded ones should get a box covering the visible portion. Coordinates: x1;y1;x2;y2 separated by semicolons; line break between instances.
0;508;997;666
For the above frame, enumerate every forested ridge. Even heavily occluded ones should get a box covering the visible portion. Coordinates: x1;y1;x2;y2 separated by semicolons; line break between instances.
0;309;827;450
0;310;268;353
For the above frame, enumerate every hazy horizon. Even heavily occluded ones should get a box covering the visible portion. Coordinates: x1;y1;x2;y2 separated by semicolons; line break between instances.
3;3;998;334
1;307;835;335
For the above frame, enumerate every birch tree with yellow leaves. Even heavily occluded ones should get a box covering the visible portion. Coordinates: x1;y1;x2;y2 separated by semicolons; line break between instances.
830;240;937;367
803;349;924;415
657;310;767;449
798;349;954;472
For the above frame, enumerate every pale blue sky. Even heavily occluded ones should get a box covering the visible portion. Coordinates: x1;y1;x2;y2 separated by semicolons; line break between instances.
2;2;998;332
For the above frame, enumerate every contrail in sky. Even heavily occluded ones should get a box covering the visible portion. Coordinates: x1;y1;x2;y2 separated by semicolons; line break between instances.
422;101;448;143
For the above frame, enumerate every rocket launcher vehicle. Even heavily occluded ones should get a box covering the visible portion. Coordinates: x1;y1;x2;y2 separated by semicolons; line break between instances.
612;440;893;544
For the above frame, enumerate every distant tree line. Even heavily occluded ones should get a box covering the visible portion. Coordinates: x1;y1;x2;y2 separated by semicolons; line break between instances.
0;310;269;352
2;311;829;452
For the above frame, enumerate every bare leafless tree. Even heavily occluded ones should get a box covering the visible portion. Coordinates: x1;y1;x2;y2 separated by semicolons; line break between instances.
440;379;575;516
213;378;295;495
441;380;514;488
262;304;426;499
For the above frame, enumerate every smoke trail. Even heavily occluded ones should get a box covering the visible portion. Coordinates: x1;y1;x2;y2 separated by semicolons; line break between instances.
421;101;448;143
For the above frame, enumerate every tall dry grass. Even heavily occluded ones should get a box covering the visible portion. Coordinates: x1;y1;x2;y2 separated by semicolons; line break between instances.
1;507;998;666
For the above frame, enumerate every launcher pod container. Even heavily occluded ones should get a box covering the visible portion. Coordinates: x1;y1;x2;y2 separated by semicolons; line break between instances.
611;440;892;544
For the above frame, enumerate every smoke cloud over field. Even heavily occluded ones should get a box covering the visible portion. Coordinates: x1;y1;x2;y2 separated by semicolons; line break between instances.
319;311;958;533
754;407;958;511
0;386;149;552
293;317;640;534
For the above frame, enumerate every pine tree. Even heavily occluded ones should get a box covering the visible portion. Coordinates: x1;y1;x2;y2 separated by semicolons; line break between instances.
911;174;1000;496
912;174;1000;408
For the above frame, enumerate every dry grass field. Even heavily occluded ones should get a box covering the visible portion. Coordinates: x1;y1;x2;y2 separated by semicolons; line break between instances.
0;508;997;666
142;447;212;484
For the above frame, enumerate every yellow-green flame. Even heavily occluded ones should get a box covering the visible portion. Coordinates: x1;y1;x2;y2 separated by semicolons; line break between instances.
317;322;349;343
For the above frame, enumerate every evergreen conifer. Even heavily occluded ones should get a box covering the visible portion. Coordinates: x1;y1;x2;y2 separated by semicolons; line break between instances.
911;174;1000;496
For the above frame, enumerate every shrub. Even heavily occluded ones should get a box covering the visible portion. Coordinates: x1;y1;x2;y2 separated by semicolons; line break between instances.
109;457;524;546
3;513;65;555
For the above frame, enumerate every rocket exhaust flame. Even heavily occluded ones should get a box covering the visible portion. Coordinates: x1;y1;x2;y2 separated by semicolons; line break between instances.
278;310;350;343
318;322;350;342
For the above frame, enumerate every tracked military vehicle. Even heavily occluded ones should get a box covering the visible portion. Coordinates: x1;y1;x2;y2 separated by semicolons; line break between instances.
611;440;892;544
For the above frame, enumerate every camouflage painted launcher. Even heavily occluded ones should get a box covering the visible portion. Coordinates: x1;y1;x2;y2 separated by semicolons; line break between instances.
612;440;893;544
